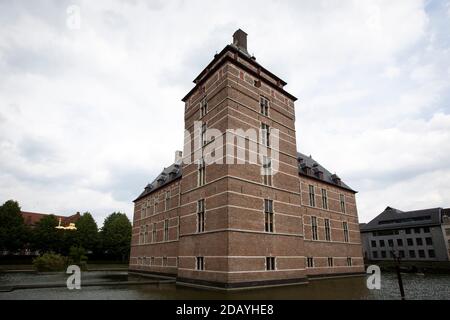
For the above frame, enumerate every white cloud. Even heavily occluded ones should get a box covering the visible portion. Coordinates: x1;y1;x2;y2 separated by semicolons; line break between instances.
0;0;449;225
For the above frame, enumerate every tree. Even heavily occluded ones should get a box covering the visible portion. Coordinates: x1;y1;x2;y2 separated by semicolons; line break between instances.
0;200;28;253
74;212;99;253
100;212;132;262
31;214;61;253
68;246;88;270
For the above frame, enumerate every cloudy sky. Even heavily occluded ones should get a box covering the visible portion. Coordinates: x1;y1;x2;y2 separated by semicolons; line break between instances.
1;0;449;226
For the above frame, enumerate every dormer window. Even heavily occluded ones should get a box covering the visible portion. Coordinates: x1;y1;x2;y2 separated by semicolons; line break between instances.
313;167;324;180
331;174;341;186
301;163;311;175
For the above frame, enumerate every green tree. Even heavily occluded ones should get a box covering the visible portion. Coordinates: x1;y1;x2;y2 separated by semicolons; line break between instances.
0;200;28;253
74;212;99;253
31;215;61;253
68;246;88;270
100;212;131;262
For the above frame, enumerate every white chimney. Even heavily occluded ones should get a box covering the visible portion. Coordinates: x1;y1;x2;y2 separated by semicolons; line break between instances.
175;150;183;164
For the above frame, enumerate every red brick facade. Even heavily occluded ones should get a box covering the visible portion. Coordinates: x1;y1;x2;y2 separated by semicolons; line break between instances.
129;31;364;289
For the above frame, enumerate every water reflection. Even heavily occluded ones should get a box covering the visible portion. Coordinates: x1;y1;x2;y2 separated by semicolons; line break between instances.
1;271;450;300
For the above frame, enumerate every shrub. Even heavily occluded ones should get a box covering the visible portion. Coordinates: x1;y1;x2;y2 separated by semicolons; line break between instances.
68;246;88;270
32;253;67;272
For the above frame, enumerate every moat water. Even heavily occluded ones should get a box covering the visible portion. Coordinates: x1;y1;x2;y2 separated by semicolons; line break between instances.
1;271;450;300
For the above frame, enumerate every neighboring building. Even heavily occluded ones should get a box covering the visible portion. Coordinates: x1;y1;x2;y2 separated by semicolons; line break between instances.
360;206;450;262
21;211;81;228
443;209;450;259
129;30;365;289
1;211;81;256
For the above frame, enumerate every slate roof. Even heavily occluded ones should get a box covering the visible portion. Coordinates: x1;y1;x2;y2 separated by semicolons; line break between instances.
296;152;356;192
134;152;355;201
134;163;182;202
360;206;443;232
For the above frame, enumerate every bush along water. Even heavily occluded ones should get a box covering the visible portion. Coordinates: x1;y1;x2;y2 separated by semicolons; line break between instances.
32;246;88;272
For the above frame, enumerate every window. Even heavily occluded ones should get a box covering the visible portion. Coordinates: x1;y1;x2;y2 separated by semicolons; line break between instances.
381;251;386;258
414;227;421;234
201;122;207;146
165;191;170;211
139;226;144;244
388;239;394;247
308;185;315;207
407;238;413;246
425;237;433;246
264;199;274;233
428;249;435;258
266;257;276;271
143;225;148;244
406;228;411;234
307;257;314;268
418;250;425;258
399;250;405;258
154;200;158;214
311;216;318;240
260;96;269;116
327;257;333;267
423;227;430;233
409;250;416;258
262;156;272;186
261;123;270;147
340;194;346;213
164;219;169;241
198;158;206;186
372;251;378;258
371;240;377;248
416;238;423;246
196;257;204;270
380;240;385;247
163;256;168;266
321;188;328;209
325;219;331;241
347;257;352;266
397;239;403;246
151;256;155;265
343;221;349;243
141;204;145;219
200;98;207;117
152;223;156;243
197;199;205;233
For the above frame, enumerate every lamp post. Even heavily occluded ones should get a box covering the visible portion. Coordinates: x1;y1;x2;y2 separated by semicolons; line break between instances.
390;248;405;300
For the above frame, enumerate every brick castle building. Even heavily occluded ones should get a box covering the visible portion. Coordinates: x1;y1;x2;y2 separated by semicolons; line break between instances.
129;30;364;289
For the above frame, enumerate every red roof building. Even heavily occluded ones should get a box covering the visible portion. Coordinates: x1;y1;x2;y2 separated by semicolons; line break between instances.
21;211;81;228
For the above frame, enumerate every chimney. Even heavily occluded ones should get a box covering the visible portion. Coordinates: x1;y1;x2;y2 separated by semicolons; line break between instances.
233;29;248;53
174;150;183;164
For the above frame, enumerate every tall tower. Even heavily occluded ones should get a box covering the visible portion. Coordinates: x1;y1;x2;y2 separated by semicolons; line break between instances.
177;29;306;288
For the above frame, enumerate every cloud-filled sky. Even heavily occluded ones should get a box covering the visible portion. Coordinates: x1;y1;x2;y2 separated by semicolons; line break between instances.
0;0;449;226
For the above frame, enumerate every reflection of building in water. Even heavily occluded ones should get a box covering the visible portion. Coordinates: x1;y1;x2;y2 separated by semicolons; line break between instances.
361;206;450;262
129;30;365;289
